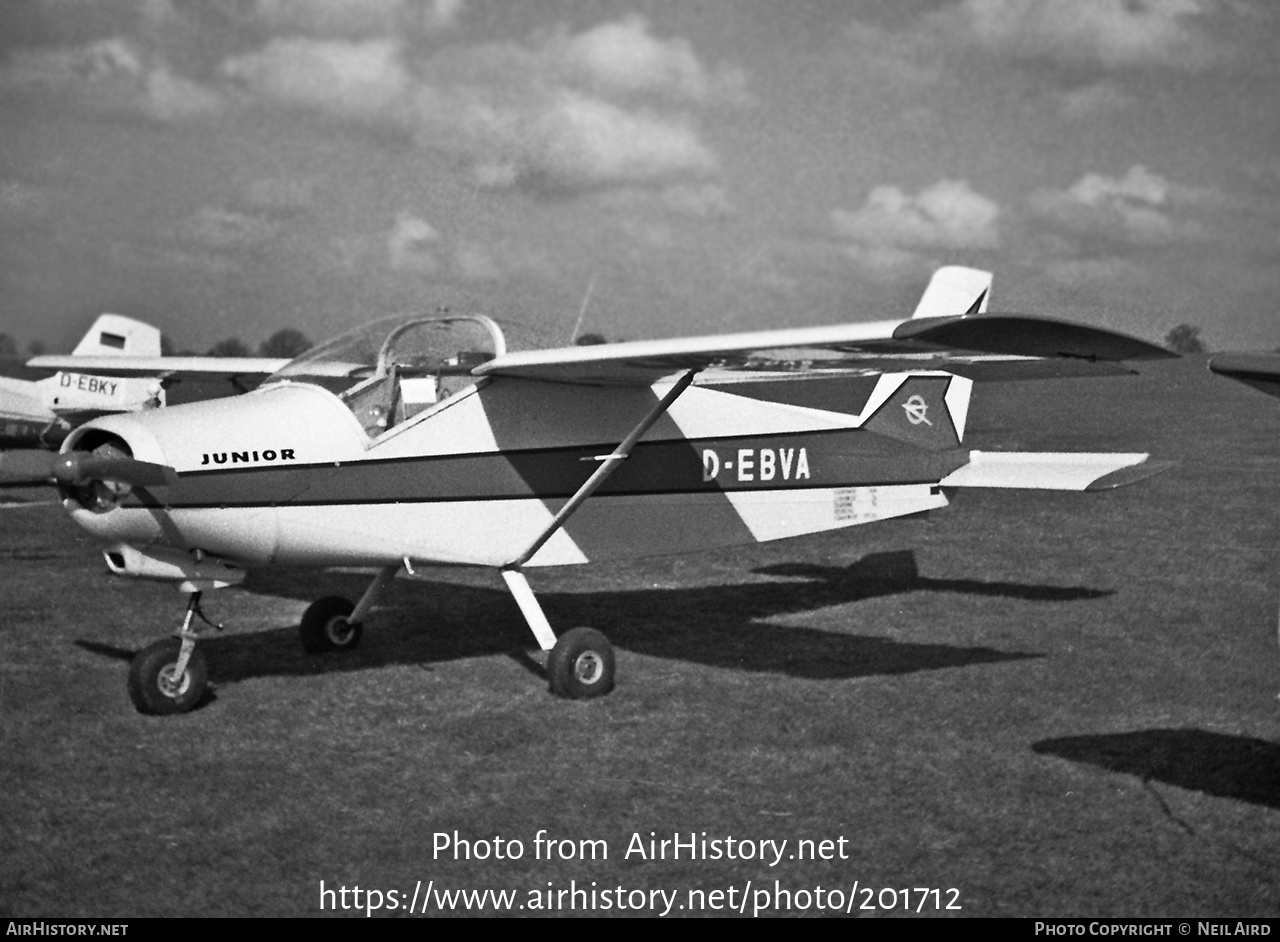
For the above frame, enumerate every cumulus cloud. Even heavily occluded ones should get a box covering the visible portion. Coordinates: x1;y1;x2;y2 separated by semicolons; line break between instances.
1029;165;1213;244
451;241;502;281
557;14;747;105
1058;82;1131;118
949;0;1216;68
173;177;320;259
413;18;737;191
222;37;409;118
833;179;1001;254
245;176;318;215
217;16;732;193
179;205;279;252
1;10;736;198
387;211;440;272
524;91;717;188
251;0;466;37
2;36;223;120
397;84;719;192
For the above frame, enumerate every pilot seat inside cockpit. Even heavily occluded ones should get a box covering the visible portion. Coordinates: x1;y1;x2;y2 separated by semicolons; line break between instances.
335;315;504;438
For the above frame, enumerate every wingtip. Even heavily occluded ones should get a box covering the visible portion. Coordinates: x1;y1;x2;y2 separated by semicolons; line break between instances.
1085;458;1178;491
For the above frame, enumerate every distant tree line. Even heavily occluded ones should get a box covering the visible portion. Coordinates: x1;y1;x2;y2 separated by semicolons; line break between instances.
0;333;48;358
204;329;313;359
6;328;314;360
161;329;314;359
1164;324;1206;355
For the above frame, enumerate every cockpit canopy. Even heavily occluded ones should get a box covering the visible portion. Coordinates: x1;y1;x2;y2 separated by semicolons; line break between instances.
266;314;506;438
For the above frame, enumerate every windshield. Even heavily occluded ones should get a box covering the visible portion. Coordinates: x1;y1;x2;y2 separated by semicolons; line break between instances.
266;313;506;437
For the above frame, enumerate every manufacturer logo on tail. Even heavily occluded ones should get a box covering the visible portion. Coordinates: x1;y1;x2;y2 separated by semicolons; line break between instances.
860;374;969;451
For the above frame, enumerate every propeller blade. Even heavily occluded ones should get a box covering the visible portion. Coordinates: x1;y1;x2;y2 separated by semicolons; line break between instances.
52;453;179;488
0;449;59;486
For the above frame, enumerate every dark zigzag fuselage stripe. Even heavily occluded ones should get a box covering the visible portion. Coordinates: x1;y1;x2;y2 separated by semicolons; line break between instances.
129;429;969;509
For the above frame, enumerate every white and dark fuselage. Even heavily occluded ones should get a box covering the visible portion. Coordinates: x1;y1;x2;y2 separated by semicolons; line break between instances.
63;368;968;573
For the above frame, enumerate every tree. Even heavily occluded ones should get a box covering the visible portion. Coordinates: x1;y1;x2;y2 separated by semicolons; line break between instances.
258;328;312;359
1165;324;1206;355
27;339;48;357
207;338;251;357
160;334;199;356
0;333;17;358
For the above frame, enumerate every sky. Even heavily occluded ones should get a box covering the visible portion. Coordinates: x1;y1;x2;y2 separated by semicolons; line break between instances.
2;0;1279;355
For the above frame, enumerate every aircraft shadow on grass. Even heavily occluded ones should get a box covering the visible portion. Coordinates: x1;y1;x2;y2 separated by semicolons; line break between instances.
76;550;1109;687
1033;729;1280;810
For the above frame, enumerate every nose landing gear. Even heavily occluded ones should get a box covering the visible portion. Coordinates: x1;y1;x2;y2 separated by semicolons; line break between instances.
127;591;218;715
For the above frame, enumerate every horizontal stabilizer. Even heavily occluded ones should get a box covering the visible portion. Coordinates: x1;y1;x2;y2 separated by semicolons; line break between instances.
1209;353;1280;399
940;451;1172;491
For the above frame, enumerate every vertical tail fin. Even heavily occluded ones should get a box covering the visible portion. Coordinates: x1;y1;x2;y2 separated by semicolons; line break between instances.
859;373;972;450
911;266;992;319
72;314;163;357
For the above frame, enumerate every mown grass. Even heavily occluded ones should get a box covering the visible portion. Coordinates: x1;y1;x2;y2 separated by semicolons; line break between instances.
1;355;1277;917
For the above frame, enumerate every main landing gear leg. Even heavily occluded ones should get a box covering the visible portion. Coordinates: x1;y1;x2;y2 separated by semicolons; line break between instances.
127;591;216;715
501;568;614;699
499;371;693;699
299;564;398;654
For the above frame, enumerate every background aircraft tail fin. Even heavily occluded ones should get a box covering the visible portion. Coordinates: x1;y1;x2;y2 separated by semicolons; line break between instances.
911;266;992;319
860;373;970;450
72;314;163;358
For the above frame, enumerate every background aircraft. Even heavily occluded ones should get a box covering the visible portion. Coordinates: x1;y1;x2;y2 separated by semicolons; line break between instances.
2;316;296;486
1;314;173;484
33;268;1176;716
1209;353;1280;399
1;314;164;447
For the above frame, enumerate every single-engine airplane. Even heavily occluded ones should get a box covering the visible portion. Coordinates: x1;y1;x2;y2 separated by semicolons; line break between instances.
31;268;1177;714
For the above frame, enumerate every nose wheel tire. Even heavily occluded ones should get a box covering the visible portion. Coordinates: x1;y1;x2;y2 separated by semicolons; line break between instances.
128;638;208;715
299;596;363;653
547;627;615;699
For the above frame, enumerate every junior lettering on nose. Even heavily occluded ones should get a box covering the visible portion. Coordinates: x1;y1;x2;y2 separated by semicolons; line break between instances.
200;448;296;466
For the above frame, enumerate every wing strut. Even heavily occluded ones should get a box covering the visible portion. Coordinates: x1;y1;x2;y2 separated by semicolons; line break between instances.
499;368;695;671
506;369;697;571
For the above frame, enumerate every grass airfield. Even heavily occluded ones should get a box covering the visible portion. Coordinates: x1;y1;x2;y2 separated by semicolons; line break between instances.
1;354;1278;917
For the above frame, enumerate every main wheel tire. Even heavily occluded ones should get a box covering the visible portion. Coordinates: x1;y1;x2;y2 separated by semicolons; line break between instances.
127;638;208;715
299;596;362;653
547;627;615;699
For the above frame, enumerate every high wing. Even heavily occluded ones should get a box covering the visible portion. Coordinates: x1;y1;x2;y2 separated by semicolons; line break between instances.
1209;353;1280;399
27;354;292;381
474;312;1176;386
